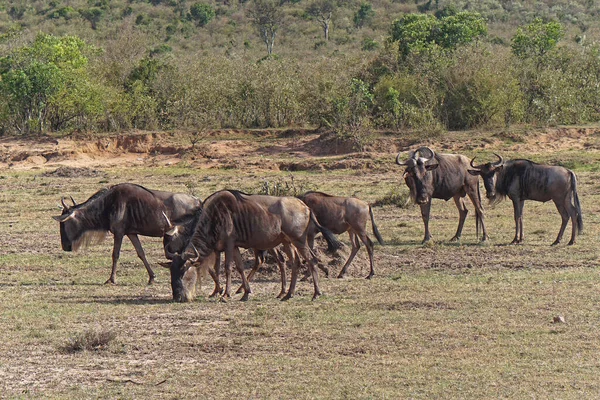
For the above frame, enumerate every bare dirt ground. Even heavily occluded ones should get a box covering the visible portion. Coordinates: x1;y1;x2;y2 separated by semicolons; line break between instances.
2;126;599;172
1;127;600;398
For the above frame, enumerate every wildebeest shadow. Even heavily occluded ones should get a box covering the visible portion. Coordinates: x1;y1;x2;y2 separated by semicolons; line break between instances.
54;294;173;305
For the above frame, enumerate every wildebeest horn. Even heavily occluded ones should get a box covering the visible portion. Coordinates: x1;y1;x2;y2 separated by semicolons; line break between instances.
162;211;172;229
470;157;484;170
396;153;417;167
395;153;405;166
70;196;77;206
61;197;69;209
186;244;200;262
492;153;504;167
416;146;434;160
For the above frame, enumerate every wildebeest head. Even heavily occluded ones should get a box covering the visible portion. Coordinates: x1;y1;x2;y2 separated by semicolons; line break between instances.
161;217;202;302
467;153;504;200
52;196;96;252
396;147;439;205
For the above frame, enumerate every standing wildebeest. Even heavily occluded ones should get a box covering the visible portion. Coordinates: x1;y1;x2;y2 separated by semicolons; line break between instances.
467;154;583;245
53;183;201;284
396;147;488;244
163;190;341;302
298;191;384;279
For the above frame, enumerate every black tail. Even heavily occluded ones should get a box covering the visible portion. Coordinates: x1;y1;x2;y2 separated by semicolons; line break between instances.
309;211;343;252
369;205;384;245
570;171;583;234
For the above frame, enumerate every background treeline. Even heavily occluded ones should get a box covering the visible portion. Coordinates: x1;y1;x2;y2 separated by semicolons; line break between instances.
1;0;600;139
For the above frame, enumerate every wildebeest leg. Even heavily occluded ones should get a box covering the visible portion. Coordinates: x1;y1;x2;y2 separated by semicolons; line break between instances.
303;246;322;300
127;234;156;285
420;201;433;244
207;252;223;297
275;245;296;299
232;247;251;301
282;247;301;301
466;189;488;241
235;250;263;295
511;199;525;244
223;247;233;299
106;233;125;284
567;198;579;246
450;196;468;242
357;232;375;280
337;232;360;279
301;230;329;280
552;200;571;246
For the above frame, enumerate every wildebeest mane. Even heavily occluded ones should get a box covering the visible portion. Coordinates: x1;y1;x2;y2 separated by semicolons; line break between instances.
493;159;537;204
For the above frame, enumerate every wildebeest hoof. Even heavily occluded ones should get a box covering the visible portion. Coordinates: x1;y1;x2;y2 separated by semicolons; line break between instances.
104;278;116;285
337;273;347;279
281;294;293;301
240;294;249;302
567;240;575;246
551;241;560;246
449;236;460;243
312;293;321;301
365;273;374;280
276;292;285;299
147;277;155;285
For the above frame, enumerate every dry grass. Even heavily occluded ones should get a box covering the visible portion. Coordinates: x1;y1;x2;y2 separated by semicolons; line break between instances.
1;130;600;398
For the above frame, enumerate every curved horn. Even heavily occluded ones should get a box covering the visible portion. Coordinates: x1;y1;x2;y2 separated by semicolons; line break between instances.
416;146;435;161
61;197;69;209
395;153;406;166
492;153;504;167
470;157;485;170
186;244;200;262
69;196;77;206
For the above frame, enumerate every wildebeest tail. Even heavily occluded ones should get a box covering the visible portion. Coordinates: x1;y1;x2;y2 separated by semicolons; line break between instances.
310;211;343;252
369;205;384;245
570;170;583;234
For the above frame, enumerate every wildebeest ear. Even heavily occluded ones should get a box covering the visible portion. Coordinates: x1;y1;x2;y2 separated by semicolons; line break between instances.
52;212;76;222
165;226;180;236
467;169;482;176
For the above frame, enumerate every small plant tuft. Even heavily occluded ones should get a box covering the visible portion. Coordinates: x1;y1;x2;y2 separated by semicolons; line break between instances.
373;188;411;208
62;329;117;353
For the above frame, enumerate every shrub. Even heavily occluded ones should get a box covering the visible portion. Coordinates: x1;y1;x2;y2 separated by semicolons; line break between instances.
62;329;117;353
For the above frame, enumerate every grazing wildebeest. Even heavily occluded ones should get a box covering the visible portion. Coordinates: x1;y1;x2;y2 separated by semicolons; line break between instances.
467;154;583;245
163;190;342;302
53;183;201;284
298;191;384;279
396;146;488;244
163;201;300;300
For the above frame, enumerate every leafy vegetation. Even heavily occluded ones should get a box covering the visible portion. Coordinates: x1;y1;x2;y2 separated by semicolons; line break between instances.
0;0;600;136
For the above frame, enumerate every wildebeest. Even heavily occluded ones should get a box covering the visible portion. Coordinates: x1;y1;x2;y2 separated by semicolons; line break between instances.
53;183;201;284
163;190;342;302
298;191;384;279
396;146;488;243
467;154;583;245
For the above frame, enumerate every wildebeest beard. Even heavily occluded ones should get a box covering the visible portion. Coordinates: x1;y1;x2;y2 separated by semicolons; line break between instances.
72;230;108;252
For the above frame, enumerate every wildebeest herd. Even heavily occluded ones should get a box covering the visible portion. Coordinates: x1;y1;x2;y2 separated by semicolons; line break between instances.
52;146;583;302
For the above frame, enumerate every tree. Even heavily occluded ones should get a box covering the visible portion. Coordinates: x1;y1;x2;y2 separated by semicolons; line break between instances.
511;18;564;59
0;33;97;134
189;2;215;27
306;0;335;41
353;3;374;29
79;7;104;30
247;0;284;56
389;11;486;59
